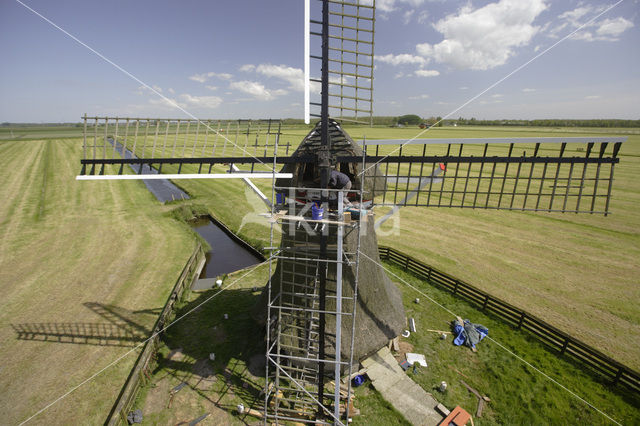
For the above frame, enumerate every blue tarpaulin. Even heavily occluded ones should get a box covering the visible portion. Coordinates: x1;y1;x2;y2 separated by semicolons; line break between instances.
453;319;488;349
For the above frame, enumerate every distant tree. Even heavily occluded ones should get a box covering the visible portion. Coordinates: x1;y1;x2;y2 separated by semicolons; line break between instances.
397;114;422;126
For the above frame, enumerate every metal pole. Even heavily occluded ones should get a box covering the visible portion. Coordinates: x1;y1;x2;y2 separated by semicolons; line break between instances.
82;114;87;161
264;128;280;425
317;0;330;417
304;0;310;124
333;190;344;421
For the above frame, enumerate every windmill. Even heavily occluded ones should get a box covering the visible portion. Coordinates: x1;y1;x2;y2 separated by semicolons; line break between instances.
77;1;626;424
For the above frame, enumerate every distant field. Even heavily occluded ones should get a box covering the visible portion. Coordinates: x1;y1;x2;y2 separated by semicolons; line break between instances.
0;138;196;424
142;124;639;370
0;125;84;140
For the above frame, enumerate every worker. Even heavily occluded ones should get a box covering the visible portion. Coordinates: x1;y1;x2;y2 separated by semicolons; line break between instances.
329;169;352;207
329;169;351;192
313;169;352;206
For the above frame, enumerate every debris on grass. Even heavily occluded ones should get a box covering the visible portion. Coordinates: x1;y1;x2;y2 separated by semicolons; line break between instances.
451;317;488;352
460;379;490;418
406;353;427;367
441;405;471;426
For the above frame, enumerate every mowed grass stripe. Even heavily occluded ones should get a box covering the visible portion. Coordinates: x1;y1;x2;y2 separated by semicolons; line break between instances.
0;138;197;424
0;140;46;244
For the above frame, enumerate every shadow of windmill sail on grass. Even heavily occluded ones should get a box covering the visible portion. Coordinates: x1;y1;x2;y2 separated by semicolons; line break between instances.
11;302;155;347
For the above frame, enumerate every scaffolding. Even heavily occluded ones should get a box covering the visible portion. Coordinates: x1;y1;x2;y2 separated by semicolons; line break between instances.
264;179;366;423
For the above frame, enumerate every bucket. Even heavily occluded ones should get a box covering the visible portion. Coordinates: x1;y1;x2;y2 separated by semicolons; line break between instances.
311;203;324;220
353;375;365;387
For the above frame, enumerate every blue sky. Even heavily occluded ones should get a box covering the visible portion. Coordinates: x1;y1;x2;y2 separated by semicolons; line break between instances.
0;0;638;122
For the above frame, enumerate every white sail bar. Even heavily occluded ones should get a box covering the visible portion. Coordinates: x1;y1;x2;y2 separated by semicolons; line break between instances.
76;173;292;181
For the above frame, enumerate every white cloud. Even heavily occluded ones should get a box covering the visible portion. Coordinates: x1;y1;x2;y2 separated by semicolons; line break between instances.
239;63;309;92
229;81;287;101
135;84;163;96
143;89;223;110
256;64;305;91
168;88;175;94
205;85;218;91
491;93;503;98
459;86;469;90
553;5;634;42
179;94;223;109
414;69;440;77
188;74;208;83
149;96;180;109
403;10;413;25
596;17;634;39
408;94;430;100
585;95;601;100
558;6;593;25
376;53;427;66
394;72;405;79
522;88;536;92
189;72;233;83
417;10;429;24
416;0;547;70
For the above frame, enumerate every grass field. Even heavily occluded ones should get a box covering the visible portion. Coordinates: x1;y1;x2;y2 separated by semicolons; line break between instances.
0;138;197;424
1;124;637;424
150;124;639;371
0;125;84;141
137;258;639;425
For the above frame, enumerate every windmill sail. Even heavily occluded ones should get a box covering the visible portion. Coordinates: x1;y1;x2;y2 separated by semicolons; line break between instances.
308;0;375;125
356;137;625;215
77;116;289;178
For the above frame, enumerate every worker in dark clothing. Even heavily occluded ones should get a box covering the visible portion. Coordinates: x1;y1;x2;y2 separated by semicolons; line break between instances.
328;169;352;206
329;169;352;191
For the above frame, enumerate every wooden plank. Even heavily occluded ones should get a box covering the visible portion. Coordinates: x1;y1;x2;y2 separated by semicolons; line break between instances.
476;398;485;418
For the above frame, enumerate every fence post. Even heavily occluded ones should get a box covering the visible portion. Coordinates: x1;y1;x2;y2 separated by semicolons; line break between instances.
453;281;459;295
613;368;624;385
517;311;526;329
482;295;490;310
404;255;410;271
561;337;569;354
427;267;432;282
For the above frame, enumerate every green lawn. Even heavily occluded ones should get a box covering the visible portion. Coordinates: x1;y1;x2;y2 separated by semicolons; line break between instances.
0;138;197;424
139;125;639;370
386;261;639;425
0;125;84;140
2;124;637;424
136;249;639;425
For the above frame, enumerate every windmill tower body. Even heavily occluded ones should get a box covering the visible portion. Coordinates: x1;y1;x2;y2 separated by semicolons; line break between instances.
254;120;405;365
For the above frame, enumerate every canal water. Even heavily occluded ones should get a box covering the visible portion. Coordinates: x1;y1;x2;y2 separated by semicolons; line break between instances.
110;139;190;202
111;138;262;279
190;217;263;279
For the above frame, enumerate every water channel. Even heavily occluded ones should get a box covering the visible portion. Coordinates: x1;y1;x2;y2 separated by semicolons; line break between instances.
111;138;263;280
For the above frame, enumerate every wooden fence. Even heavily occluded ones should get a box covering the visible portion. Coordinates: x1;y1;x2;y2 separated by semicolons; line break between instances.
378;246;640;394
106;243;206;425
